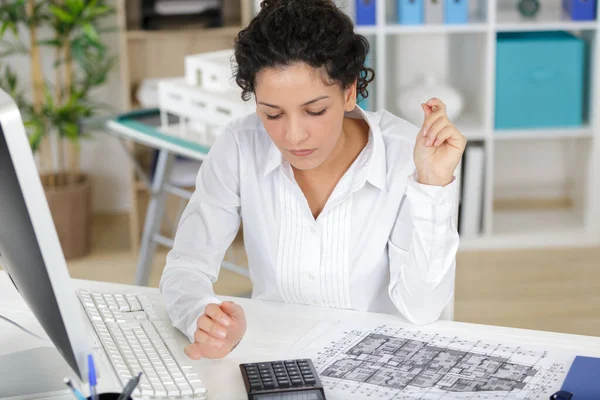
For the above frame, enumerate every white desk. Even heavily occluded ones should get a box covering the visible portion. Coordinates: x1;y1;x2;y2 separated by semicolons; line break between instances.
1;273;600;399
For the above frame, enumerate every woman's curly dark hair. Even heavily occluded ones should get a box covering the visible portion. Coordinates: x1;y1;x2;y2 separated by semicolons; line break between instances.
233;0;375;102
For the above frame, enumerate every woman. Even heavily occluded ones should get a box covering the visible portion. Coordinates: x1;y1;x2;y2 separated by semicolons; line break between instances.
160;0;466;360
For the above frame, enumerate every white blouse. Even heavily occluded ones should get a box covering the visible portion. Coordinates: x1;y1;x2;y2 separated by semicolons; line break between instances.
159;106;460;344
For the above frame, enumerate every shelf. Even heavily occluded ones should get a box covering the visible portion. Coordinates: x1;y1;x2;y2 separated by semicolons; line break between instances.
458;208;598;250
455;113;487;141
126;25;243;40
355;26;378;35
492;208;584;236
494;126;594;141
458;229;598;250
384;22;488;35
496;8;597;32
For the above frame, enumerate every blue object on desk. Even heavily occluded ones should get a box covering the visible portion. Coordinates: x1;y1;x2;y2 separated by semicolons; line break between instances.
445;0;469;24
558;356;600;399
398;0;424;24
495;31;587;130
356;0;376;25
562;0;597;21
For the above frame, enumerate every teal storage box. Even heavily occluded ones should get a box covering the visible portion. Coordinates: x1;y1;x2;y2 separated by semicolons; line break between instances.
495;31;587;130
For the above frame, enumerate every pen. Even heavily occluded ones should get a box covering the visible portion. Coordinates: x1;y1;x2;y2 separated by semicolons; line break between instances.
64;378;87;400
118;372;143;400
88;354;99;400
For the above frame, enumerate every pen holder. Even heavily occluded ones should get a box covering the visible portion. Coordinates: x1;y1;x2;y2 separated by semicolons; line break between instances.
86;394;132;400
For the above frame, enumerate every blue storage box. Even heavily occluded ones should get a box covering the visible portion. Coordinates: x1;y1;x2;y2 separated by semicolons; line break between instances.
356;0;376;25
563;0;597;21
398;0;424;25
445;0;469;24
495;31;587;130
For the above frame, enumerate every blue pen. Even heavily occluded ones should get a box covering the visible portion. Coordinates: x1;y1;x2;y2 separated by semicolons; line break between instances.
88;354;99;400
64;378;86;400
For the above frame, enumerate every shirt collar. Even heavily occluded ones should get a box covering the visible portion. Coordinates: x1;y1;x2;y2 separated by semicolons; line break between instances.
262;105;387;191
347;106;387;192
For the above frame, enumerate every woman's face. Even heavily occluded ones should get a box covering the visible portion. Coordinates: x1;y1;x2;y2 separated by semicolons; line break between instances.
254;62;356;171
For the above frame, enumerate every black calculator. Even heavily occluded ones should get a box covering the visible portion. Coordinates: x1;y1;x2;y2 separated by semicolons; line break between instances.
240;358;326;400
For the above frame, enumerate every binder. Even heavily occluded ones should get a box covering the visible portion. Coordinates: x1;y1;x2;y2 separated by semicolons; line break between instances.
445;0;469;24
550;356;600;400
356;0;376;25
562;0;597;21
398;0;424;25
425;0;444;24
458;143;485;238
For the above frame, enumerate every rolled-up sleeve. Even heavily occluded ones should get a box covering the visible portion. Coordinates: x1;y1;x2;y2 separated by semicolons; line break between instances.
159;126;243;343
388;171;459;325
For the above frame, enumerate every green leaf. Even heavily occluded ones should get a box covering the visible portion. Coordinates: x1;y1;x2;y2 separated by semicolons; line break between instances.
87;4;112;19
65;0;84;14
82;22;99;42
0;39;28;57
63;122;79;140
25;119;45;153
49;5;75;23
37;39;63;47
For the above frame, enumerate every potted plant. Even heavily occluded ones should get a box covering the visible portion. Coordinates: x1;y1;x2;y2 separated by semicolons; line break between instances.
0;0;116;259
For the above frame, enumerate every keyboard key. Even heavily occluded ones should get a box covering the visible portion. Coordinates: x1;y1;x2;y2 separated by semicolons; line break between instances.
189;380;207;394
163;383;180;397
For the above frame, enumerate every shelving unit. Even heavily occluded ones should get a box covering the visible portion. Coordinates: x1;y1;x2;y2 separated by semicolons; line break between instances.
337;0;600;250
116;0;252;253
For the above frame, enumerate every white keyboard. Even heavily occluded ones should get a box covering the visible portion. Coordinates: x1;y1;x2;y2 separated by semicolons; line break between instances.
77;291;207;399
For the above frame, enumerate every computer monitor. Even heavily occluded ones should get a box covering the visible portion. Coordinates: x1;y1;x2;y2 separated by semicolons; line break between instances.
0;89;93;397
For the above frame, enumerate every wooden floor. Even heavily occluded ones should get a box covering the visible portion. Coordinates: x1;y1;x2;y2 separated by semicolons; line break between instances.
65;214;600;338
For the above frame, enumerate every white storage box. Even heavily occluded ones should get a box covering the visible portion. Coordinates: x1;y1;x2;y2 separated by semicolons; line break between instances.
185;49;238;93
158;77;254;137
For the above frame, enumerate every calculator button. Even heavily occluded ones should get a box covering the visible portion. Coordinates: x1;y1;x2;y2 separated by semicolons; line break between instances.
278;379;291;387
249;381;263;390
263;381;275;389
291;378;304;386
304;376;316;384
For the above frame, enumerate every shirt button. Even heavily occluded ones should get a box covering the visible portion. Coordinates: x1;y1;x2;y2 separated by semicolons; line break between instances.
309;273;315;281
310;226;317;233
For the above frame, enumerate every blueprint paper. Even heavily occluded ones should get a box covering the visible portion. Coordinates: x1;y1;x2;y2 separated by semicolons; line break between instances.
287;320;575;400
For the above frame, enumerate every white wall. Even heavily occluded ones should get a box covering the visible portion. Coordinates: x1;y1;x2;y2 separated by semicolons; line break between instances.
2;2;131;213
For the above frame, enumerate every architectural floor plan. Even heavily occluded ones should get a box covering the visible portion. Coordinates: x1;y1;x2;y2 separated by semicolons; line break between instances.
288;320;575;399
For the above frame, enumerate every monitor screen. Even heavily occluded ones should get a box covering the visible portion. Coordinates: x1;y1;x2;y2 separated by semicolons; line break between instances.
0;99;91;382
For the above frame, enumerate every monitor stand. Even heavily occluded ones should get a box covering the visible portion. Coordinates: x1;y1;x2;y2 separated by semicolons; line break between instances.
0;346;76;399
